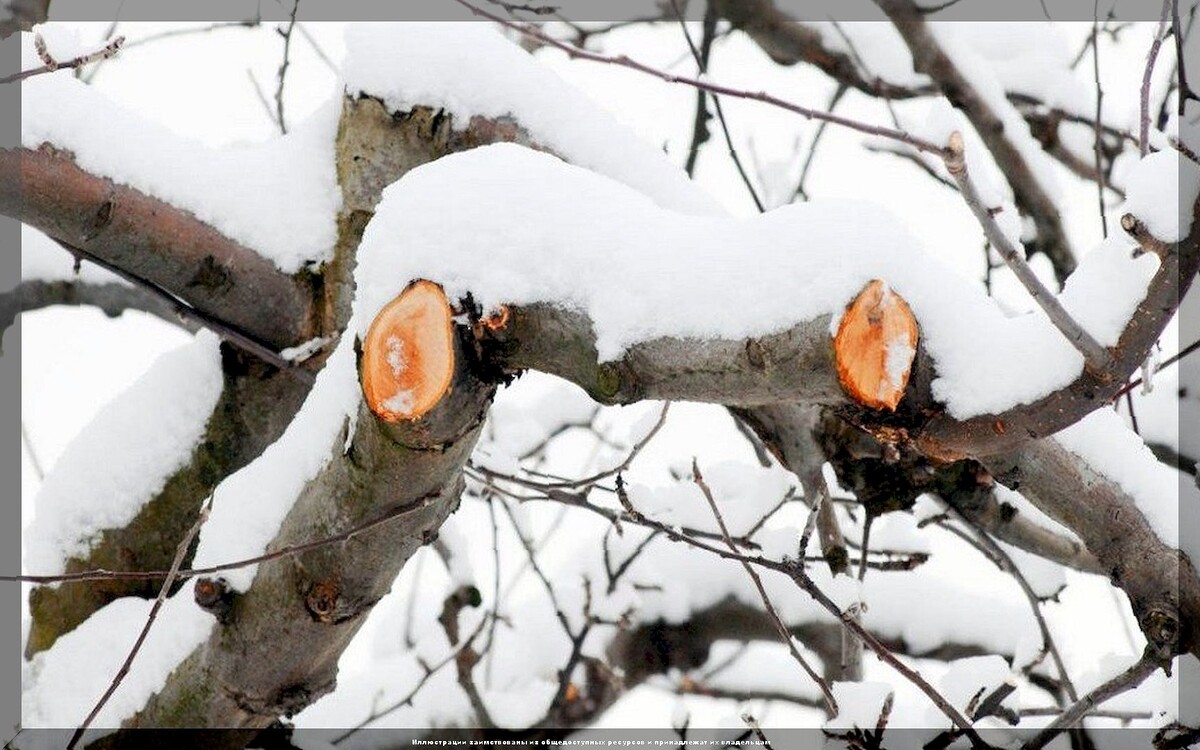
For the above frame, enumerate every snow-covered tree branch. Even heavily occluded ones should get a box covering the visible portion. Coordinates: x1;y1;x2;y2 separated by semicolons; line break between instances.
6;9;1199;750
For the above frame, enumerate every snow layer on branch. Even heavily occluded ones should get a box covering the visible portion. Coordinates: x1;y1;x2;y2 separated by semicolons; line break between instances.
341;23;720;216
24;331;222;576
1119;150;1200;242
20;34;341;274
1055;408;1196;562
22;593;211;727
189;336;360;591
353;143;1158;419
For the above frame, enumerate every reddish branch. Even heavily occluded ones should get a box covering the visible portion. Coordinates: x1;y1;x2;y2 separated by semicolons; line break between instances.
0;146;317;350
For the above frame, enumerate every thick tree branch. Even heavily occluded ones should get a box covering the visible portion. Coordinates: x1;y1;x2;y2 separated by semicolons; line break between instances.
0;146;317;350
918;193;1200;459
487;303;842;407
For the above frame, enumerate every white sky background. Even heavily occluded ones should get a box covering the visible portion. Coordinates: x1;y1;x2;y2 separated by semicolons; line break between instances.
12;15;1196;737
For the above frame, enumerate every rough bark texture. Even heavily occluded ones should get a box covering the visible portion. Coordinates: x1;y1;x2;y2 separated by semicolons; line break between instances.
488;303;844;407
0;146;318;349
24;345;311;657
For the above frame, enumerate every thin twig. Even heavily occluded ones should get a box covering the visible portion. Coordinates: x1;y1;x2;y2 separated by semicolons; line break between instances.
1142;0;1174;156
1118;337;1200;395
942;133;1115;374
66;494;214;749
274;0;300;134
668;0;765;212
295;23;337;71
691;459;838;715
246;69;280;128
454;0;950;157
944;507;1078;702
1174;0;1199;113
608;473;984;742
2;35;124;85
1023;654;1161;750
119;19;261;52
331;614;491;744
5;491;439;585
1093;0;1109;238
795;84;849;201
21;421;45;481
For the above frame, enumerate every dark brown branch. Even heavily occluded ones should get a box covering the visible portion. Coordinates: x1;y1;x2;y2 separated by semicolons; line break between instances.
710;0;925;101
918;194;1200;459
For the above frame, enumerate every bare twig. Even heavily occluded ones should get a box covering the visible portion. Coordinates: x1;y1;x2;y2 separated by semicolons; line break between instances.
2;35;124;84
5;491;439;586
691;459;838;715
943;506;1078;702
795;84;849;201
1093;0;1109;237
274;0;300;134
1174;0;1199;113
942;132;1115;374
246;69;280;128
66;494;213;749
295;23;337;71
1118;337;1200;395
119;19;261;52
330;615;490;744
52;239;315;382
615;473;986;743
20;421;45;481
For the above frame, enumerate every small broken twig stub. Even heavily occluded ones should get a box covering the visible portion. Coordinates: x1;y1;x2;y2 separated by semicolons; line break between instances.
834;279;918;411
361;280;456;422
